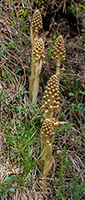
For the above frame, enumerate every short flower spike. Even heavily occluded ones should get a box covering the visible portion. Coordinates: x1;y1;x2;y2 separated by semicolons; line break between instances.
53;35;66;62
29;10;45;103
53;35;66;81
31;10;43;40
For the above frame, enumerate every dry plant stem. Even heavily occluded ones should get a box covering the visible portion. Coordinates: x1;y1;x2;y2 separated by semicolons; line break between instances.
32;59;42;103
40;74;60;191
29;76;34;102
56;99;65;121
29;10;43;103
40;36;66;191
29;26;36;101
39;119;54;191
29;27;39;102
40;136;54;191
40;119;67;191
56;60;65;83
29;38;43;102
30;25;37;46
29;55;42;102
32;74;39;103
56;59;61;82
44;110;53;120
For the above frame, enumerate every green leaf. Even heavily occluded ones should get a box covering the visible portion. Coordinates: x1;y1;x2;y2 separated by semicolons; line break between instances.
6;49;11;52
79;90;85;95
0;90;3;98
79;4;82;8
4;175;16;183
10;11;14;16
23;11;27;18
67;100;71;104
1;43;5;47
8;188;15;193
14;24;16;28
61;112;64;116
3;41;8;45
15;68;22;74
63;146;66;150
1;182;6;186
71;4;74;9
69;92;74;96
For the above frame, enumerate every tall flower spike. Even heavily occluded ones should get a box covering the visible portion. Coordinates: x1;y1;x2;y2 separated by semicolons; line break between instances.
42;74;60;119
53;35;66;81
29;10;45;103
40;36;67;192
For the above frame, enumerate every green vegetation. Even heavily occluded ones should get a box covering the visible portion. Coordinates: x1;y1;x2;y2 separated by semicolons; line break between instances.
71;3;85;22
0;89;42;198
55;154;85;199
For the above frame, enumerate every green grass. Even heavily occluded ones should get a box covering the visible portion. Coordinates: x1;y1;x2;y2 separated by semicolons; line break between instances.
54;148;85;199
0;89;42;197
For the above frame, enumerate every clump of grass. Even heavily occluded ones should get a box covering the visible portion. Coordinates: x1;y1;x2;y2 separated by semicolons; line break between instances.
55;148;85;199
0;89;42;198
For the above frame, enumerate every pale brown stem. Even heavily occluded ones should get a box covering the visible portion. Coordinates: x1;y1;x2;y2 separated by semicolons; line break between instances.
56;99;65;121
44;109;53;120
40;136;54;191
32;75;39;103
29;26;42;103
56;58;61;83
29;76;34;102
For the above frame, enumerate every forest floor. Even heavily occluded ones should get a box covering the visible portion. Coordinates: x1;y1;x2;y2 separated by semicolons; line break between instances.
0;1;85;200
